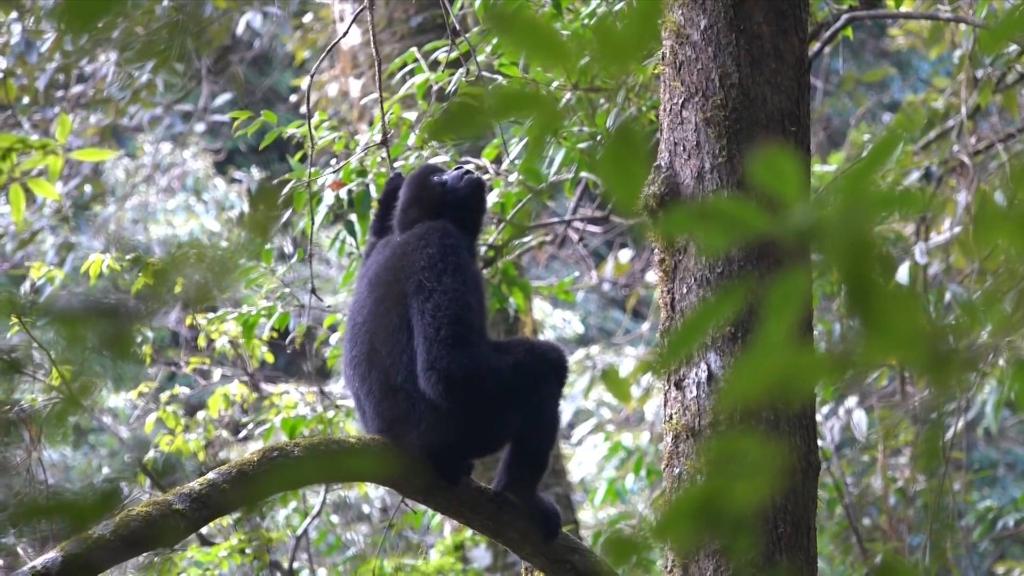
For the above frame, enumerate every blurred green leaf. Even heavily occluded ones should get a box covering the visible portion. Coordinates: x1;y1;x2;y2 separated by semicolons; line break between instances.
69;148;119;162
655;433;788;561
8;182;26;223
2;77;15;103
720;268;823;410
259;127;282;151
588;0;662;78
600;529;651;569
653;280;751;373
54;112;73;144
481;0;574;71
875;554;918;576
26;178;60;201
55;0;127;34
745;143;807;208
46;154;64;181
601;367;631;404
423;90;490;142
653;196;776;254
593;122;654;216
979;5;1024;55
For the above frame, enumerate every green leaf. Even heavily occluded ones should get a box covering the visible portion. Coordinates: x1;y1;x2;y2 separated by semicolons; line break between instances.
979;5;1024;55
601;529;651;569
601;367;631;404
260;109;278;125
54;113;72;144
745;143;807;208
653;196;777;253
55;0;125;34
8;182;25;224
860;66;894;84
258;127;282;151
588;0;662;78
69;148;118;162
26;178;60;201
593;122;655;216
423;91;490;142
2;77;15;103
47;155;64;181
652;280;751;372
144;412;159;435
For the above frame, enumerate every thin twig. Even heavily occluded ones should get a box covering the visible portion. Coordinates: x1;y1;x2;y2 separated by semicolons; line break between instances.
823;455;870;565
440;0;483;78
287;484;329;576
303;2;367;308
486;191;537;248
438;0;469;73
13;316;71;393
526;213;613;231
810;9;986;63
966;120;1024;157
372;496;405;576
556;180;588;249
925;390;972;565
297;141;383;185
366;0;393;172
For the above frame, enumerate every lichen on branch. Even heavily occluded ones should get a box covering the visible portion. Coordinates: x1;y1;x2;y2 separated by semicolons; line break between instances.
15;436;616;576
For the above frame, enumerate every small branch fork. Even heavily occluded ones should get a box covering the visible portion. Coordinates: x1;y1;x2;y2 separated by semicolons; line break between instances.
809;9;986;63
15;437;616;576
287;484;328;575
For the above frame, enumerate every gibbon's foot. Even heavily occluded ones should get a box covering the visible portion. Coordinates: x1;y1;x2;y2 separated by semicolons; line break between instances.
493;487;562;542
432;457;474;486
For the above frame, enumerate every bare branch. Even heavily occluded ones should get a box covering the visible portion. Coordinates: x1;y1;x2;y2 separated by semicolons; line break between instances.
372;496;405;576
439;0;483;78
366;0;393;172
303;2;367;307
15;437;616;576
966;120;1024;157
287;484;328;575
809;10;986;64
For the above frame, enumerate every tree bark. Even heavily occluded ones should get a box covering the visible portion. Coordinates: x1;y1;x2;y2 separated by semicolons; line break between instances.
649;2;819;575
14;437;615;576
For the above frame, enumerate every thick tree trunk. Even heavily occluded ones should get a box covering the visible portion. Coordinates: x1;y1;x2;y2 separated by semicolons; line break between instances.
650;2;819;575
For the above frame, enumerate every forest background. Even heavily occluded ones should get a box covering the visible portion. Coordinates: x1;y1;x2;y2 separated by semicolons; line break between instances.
1;1;1023;574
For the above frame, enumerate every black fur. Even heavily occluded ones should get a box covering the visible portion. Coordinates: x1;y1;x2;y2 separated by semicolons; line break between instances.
344;164;567;540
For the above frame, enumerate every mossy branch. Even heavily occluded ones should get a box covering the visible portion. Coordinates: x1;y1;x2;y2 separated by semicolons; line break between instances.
15;436;616;576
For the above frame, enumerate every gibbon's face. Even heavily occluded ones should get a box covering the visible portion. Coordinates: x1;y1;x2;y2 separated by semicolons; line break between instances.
396;164;487;239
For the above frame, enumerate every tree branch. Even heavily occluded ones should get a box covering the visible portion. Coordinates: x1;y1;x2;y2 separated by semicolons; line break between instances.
15;437;616;576
365;0;393;172
809;9;986;63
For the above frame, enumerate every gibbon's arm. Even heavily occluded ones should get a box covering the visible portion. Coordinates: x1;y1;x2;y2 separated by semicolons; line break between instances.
364;171;404;259
406;222;490;405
